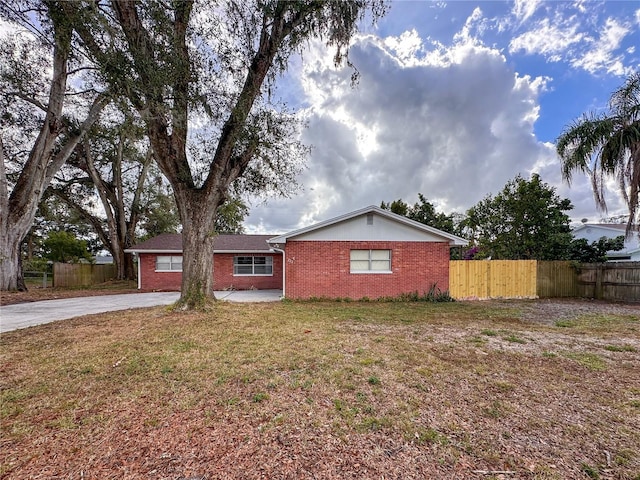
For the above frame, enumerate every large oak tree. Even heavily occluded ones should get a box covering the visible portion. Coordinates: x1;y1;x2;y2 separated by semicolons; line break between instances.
0;1;108;291
59;0;386;309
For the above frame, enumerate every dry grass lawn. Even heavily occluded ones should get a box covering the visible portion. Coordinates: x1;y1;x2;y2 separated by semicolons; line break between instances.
1;299;639;479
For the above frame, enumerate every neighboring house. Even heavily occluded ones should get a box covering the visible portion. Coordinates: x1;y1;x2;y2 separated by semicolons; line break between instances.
268;205;467;299
95;255;114;264
126;234;283;291
127;205;467;298
572;223;640;261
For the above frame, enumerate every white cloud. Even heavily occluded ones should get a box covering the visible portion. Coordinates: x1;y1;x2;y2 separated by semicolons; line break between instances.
244;4;637;233
383;29;424;66
509;17;584;61
512;0;543;24
506;3;637;76
453;7;485;44
571;18;631;75
246;30;570;232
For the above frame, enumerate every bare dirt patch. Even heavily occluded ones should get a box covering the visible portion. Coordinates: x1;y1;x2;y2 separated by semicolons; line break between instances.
1;300;638;479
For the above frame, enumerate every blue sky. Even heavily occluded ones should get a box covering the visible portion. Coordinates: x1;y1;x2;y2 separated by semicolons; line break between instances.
245;0;640;233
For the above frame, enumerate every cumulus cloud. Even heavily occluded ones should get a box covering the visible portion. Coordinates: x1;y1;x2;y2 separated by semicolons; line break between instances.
247;27;571;232
244;5;634;233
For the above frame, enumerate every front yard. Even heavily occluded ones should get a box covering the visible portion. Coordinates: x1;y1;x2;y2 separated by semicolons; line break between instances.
1;299;639;479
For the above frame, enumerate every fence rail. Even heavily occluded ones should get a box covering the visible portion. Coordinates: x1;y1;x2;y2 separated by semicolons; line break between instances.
23;271;52;288
53;263;117;288
450;260;640;302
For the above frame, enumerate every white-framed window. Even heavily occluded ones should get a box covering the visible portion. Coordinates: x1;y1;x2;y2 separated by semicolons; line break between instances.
156;255;183;271
350;249;391;273
234;256;273;276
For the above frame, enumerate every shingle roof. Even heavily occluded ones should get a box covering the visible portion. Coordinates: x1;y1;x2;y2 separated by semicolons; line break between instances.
126;233;276;253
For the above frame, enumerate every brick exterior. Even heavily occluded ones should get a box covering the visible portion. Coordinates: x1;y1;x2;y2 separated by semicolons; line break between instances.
284;240;450;299
138;253;283;291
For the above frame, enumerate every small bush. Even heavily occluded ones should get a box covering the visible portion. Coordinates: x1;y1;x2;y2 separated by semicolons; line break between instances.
580;462;600;479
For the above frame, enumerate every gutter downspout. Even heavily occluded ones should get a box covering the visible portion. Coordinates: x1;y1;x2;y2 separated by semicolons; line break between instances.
136;253;141;290
270;246;285;298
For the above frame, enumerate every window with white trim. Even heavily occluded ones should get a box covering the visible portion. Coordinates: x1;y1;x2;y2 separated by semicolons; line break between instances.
233;256;273;275
156;255;182;271
350;250;391;273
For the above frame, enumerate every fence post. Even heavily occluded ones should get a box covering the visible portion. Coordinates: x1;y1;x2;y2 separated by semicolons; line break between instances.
595;265;603;300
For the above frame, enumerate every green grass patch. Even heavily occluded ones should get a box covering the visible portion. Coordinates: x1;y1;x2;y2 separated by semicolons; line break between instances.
502;334;527;344
411;427;450;446
563;352;607;371
604;344;637;353
556;314;639;333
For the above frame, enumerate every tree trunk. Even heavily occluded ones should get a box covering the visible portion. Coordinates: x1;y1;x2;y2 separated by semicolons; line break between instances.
124;251;136;280
0;231;25;291
173;191;221;310
111;241;126;281
110;241;135;281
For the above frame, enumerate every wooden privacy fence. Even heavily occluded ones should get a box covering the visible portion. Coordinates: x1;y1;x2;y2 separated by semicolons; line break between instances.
53;263;117;288
536;261;579;298
573;262;640;302
450;260;640;302
449;260;537;299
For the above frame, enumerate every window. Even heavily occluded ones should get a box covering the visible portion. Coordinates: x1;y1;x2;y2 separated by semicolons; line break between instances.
350;250;391;273
234;256;273;276
156;255;182;271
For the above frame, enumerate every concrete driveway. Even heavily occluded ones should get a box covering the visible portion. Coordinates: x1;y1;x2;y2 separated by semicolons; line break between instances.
0;290;282;333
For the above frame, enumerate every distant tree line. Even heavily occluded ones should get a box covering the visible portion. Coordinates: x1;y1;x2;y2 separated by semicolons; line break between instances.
381;174;625;263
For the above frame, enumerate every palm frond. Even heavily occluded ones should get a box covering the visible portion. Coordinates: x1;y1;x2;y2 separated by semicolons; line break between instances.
627;147;640;238
561;72;640;236
610;72;640;119
556;113;612;184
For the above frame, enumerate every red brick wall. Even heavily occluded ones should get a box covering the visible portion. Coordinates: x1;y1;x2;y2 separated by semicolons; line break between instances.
139;254;183;290
213;253;283;290
284;241;450;299
138;253;283;291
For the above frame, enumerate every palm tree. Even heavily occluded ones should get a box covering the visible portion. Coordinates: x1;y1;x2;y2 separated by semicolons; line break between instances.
557;72;640;237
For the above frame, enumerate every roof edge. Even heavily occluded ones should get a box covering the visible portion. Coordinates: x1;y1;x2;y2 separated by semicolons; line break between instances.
268;205;468;246
125;249;274;254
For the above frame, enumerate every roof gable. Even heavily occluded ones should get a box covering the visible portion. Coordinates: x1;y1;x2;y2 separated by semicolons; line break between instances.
126;233;275;253
572;224;630;235
268;206;467;245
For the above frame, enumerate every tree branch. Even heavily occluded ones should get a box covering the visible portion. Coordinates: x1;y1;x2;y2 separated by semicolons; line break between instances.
44;92;110;185
204;1;292;197
9;91;49;112
48;186;113;253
